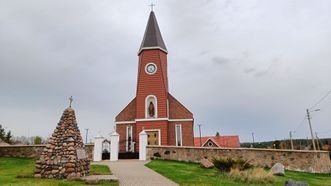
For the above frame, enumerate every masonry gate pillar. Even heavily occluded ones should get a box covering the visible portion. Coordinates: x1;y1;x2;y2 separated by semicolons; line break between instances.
110;131;119;161
139;130;148;160
93;134;104;162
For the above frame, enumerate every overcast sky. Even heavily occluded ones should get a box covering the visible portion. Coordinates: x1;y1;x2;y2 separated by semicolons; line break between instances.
1;0;331;143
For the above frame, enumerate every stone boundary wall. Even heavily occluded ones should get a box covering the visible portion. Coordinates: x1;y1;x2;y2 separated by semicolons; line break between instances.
0;144;94;160
147;146;331;173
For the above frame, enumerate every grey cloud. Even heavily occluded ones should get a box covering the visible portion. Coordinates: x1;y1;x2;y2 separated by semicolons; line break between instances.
254;70;269;77
243;68;256;74
199;50;209;56
1;0;331;143
212;56;230;65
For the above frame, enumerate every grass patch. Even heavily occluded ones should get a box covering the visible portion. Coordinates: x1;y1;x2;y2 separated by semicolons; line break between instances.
146;159;331;186
228;168;275;184
90;165;112;175
0;157;118;186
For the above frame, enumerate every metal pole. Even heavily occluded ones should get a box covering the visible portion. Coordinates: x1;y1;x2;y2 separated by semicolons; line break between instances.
85;128;89;144
315;132;320;150
290;131;294;150
198;124;202;147
306;109;316;151
251;132;255;147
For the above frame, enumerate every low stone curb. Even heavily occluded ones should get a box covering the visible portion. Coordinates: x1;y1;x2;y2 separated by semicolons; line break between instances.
81;175;119;184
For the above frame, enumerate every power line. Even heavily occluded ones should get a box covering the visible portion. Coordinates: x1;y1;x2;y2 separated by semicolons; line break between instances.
294;115;306;132
310;90;331;110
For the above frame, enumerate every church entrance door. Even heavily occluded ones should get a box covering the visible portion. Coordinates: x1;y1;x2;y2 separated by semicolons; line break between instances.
146;131;159;145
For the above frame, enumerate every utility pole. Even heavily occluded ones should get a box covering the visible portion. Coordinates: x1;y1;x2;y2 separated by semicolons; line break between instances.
85;128;89;144
315;132;320;150
251;132;255;148
289;131;294;150
198;124;202;147
306;109;316;151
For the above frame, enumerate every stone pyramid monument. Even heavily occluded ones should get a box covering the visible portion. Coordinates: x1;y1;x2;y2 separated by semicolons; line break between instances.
35;100;90;179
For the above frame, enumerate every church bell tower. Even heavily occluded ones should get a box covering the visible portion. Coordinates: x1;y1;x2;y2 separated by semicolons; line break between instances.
136;11;169;119
115;10;194;154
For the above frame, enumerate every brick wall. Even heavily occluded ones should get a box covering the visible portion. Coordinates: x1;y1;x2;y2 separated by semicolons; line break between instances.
147;146;331;173
168;121;194;146
117;124;136;152
136;50;168;119
136;121;168;152
0;144;94;160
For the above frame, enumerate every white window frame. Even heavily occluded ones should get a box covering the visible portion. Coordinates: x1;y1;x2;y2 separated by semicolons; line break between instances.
126;126;133;152
175;124;182;146
167;99;169;118
144;129;161;145
145;62;157;75
145;95;158;119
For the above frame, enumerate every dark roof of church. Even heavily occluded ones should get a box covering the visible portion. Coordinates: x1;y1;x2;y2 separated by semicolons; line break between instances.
139;11;167;54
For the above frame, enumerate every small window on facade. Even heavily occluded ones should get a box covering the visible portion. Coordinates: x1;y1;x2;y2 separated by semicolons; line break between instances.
176;124;182;146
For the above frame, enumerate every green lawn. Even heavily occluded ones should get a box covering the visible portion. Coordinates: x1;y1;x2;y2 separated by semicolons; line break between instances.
146;159;331;186
90;164;112;175
0;157;118;186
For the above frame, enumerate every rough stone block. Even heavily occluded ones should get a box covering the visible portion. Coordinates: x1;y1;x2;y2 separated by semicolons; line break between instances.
200;158;214;168
271;163;285;176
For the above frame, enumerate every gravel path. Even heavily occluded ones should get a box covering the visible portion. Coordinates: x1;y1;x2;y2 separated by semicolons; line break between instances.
94;160;178;186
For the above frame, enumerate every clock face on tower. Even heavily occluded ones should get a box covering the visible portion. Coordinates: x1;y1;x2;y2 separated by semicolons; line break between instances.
145;63;157;74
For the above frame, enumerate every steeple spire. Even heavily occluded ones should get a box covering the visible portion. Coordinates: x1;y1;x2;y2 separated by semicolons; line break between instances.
138;11;167;54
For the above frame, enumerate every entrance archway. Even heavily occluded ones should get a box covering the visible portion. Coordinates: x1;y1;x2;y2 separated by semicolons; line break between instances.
102;139;111;160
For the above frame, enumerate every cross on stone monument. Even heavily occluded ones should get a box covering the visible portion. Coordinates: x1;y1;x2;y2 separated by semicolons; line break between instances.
69;96;73;108
149;2;155;11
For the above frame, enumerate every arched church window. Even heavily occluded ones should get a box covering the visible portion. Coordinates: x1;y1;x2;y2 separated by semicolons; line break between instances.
145;95;157;118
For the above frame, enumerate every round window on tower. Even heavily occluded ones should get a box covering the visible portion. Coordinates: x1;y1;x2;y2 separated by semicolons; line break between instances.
145;63;157;75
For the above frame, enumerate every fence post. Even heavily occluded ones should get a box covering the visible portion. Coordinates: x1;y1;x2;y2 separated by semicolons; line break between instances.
110;131;119;161
139;130;148;160
93;134;104;162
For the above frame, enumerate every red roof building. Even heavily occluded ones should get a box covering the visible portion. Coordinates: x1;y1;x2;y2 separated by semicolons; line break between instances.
194;136;240;148
115;11;194;153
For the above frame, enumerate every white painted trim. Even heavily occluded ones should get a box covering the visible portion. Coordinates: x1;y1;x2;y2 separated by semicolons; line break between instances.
135;118;168;122
145;62;157;75
115;118;193;124
167;99;169;118
168;118;194;122
126;126;133;152
138;46;168;55
115;121;136;124
144;129;161;146
145;95;158;118
175;124;182;146
201;138;220;147
126;126;128;151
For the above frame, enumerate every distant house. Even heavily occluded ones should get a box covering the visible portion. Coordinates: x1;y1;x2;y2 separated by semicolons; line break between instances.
194;136;240;148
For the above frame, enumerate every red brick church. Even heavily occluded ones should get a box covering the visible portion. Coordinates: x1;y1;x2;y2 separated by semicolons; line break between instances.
115;11;194;153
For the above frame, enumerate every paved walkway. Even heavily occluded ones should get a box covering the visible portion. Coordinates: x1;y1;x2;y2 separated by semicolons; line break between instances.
94;160;178;186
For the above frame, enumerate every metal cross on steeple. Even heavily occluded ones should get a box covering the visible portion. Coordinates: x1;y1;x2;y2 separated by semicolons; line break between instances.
69;96;73;108
149;2;155;11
